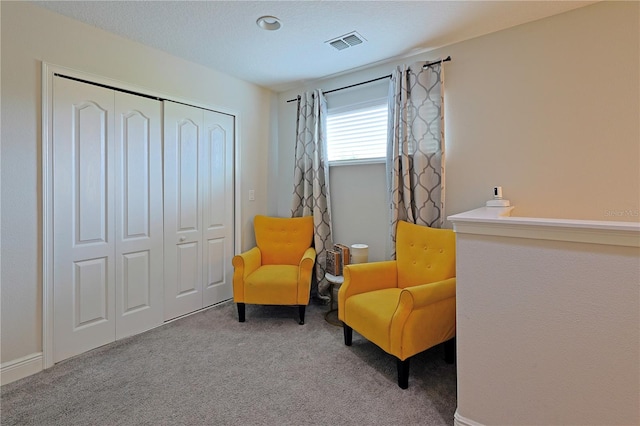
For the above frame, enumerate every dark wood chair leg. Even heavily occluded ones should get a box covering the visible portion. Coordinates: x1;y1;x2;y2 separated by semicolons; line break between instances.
237;303;245;323
444;338;456;364
298;305;306;325
397;358;410;389
343;323;352;346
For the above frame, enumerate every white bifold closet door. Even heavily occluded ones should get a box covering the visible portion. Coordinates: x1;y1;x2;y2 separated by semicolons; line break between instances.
163;101;234;321
52;76;163;362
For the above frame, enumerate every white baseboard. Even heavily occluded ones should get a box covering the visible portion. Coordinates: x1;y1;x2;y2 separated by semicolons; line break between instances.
1;352;43;386
454;409;484;426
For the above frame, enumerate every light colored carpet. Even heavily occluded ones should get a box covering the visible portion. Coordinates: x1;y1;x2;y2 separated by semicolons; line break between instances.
1;301;456;425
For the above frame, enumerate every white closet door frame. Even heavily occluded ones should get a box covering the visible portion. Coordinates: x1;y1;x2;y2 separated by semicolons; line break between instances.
42;62;242;369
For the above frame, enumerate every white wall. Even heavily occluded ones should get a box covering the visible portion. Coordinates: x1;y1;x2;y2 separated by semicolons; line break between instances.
0;2;272;364
453;226;639;425
329;163;388;262
274;1;639;260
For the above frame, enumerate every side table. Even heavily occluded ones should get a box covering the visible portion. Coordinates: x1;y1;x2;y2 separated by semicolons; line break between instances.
324;273;344;327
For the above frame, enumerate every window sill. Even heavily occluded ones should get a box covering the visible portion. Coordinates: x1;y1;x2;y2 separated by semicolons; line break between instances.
328;158;385;167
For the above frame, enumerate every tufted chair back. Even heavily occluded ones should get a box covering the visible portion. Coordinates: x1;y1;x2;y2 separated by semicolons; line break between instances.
395;221;456;289
254;215;314;265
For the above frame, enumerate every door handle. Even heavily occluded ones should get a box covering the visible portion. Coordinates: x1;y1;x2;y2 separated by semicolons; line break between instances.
179;236;186;242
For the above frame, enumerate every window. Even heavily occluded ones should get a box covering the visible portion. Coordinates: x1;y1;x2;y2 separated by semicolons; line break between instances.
326;98;388;164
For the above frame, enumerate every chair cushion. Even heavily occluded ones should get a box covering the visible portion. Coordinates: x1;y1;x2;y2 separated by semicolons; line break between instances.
344;288;403;353
395;221;455;288
254;215;314;266
244;265;299;305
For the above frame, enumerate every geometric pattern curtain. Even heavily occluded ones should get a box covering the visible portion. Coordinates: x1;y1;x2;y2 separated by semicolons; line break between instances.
387;61;445;258
291;89;332;299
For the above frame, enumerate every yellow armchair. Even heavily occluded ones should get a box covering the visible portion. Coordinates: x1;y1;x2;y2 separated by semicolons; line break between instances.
232;215;316;324
338;221;456;389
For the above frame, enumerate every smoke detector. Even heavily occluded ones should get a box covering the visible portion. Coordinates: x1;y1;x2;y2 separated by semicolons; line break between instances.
326;31;366;51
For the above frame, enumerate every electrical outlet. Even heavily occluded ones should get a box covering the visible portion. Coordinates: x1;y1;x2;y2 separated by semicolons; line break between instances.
248;190;255;201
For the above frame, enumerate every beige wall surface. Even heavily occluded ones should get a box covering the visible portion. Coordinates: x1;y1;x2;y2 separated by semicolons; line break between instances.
441;1;639;222
275;1;639;260
0;2;271;363
455;232;639;425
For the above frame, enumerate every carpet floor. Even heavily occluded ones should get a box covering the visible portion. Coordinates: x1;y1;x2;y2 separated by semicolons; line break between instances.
1;301;457;425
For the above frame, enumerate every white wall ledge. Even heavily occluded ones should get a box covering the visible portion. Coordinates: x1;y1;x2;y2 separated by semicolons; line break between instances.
448;207;640;247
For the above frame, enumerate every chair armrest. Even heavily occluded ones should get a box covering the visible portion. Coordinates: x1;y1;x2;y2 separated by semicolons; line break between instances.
399;277;456;309
232;246;262;276
299;247;316;270
232;247;262;302
389;277;457;359
297;247;316;305
338;261;398;320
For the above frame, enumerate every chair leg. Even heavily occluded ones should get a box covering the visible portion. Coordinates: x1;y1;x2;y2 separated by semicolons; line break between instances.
444;338;456;364
397;358;410;389
343;323;352;346
298;305;306;325
237;303;245;323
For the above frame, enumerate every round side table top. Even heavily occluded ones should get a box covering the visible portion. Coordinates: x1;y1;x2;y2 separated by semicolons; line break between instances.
324;273;344;327
325;273;344;284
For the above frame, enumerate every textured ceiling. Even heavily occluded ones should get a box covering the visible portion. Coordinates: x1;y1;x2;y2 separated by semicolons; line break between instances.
31;1;596;92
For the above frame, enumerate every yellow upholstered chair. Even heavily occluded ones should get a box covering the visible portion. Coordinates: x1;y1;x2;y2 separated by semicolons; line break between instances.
232;215;316;325
338;220;456;389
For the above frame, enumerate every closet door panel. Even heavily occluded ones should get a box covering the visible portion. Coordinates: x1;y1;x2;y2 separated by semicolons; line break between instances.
121;250;151;310
74;258;109;325
202;111;234;306
53;77;116;362
177;120;200;231
115;92;163;338
177;242;200;294
164;101;204;320
121;111;149;237
206;238;225;289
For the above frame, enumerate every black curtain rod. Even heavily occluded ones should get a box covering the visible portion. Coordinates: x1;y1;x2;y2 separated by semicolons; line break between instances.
423;55;451;68
286;56;451;103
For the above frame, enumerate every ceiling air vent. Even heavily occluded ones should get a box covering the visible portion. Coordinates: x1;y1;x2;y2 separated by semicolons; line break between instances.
326;31;366;51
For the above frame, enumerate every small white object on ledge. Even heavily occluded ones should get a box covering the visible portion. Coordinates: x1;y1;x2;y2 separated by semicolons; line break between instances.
487;185;510;207
486;199;511;207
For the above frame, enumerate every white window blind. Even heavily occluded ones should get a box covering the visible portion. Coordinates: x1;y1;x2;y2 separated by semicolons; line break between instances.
326;99;388;164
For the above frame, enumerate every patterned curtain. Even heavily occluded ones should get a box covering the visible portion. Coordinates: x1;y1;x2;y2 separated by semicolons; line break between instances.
387;61;445;258
291;90;332;300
